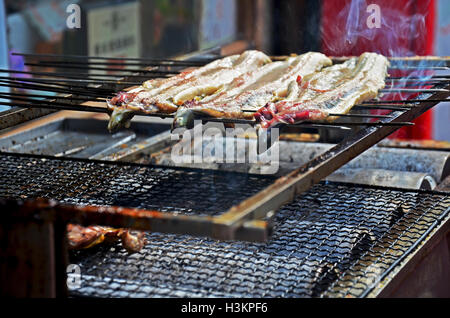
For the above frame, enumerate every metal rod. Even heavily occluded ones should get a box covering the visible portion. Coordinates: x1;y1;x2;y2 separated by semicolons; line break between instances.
0;79;112;97
0;101;108;114
352;105;410;111
388;75;450;80
385;83;447;88
0;81;111;98
296;123;352;130
379;88;449;93
0;77;115;92
13;52;214;65
363;99;449;104
388;66;449;70
331;56;450;62
31;60;207;68
25;62;180;74
0;92;104;102
386;78;450;82
2;99;412;128
294;122;414;127
0;93;107;107
241;108;395;118
0;68;167;79
329;113;394;118
0;75;141;86
212;85;450;240
200;117;412;127
359;103;416;108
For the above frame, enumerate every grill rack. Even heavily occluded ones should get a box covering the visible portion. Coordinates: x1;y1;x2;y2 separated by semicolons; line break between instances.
0;52;450;241
0;152;274;218
0;153;448;297
66;182;449;298
1;52;450;297
0;53;449;130
0;152;276;241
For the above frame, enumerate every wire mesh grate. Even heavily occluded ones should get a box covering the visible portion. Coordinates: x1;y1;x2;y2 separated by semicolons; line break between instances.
66;184;450;297
0;153;274;216
0;153;449;297
66;183;449;298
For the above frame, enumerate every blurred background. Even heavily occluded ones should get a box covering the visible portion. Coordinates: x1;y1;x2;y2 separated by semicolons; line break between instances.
0;0;448;140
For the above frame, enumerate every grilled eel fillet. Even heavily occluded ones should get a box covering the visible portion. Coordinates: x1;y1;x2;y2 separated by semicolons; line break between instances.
107;50;271;131
173;52;332;127
255;52;389;128
67;224;146;253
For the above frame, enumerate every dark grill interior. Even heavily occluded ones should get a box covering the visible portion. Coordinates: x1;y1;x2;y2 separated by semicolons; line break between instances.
0;153;274;216
67;183;449;298
0;152;448;297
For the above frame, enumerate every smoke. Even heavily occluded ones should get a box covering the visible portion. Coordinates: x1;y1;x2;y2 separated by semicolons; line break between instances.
320;0;438;139
321;0;431;57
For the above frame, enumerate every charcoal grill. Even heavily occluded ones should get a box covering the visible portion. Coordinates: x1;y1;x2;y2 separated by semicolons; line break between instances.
1;51;449;240
67;183;449;298
1;157;449;297
0;47;449;297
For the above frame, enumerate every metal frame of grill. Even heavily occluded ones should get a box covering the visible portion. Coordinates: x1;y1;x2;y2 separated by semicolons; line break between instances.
1;48;450;298
0;51;449;242
4;180;448;298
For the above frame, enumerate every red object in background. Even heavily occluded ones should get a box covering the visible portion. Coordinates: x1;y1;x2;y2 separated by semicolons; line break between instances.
321;0;436;140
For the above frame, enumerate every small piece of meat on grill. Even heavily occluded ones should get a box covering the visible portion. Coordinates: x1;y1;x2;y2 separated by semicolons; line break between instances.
107;50;271;131
173;52;332;127
254;52;389;128
67;224;147;253
67;224;107;249
119;230;147;253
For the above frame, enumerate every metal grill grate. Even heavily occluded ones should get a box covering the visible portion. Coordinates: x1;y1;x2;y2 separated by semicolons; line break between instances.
1;153;449;297
0;153;274;216
66;184;449;298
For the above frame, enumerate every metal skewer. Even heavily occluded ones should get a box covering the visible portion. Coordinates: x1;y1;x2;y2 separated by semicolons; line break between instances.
0;92;105;102
13;52;214;65
388;75;450;80
0;78;113;95
386;78;450;83
241;108;396;117
363;99;449;104
29;60;207;68
0;68;168;80
0;75;142;86
293;121;414;127
379;88;449;93
2;98;415;129
24;62;181;74
352;104;410;111
0;101;109;114
0;81;112;98
388;66;449;70
0;77;115;92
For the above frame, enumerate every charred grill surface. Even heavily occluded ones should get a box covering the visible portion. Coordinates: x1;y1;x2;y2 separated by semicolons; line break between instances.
68;183;449;298
0;153;274;216
0;153;449;297
1;52;450;297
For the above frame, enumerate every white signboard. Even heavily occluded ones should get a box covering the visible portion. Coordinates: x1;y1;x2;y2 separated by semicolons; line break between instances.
199;0;237;50
87;1;141;73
